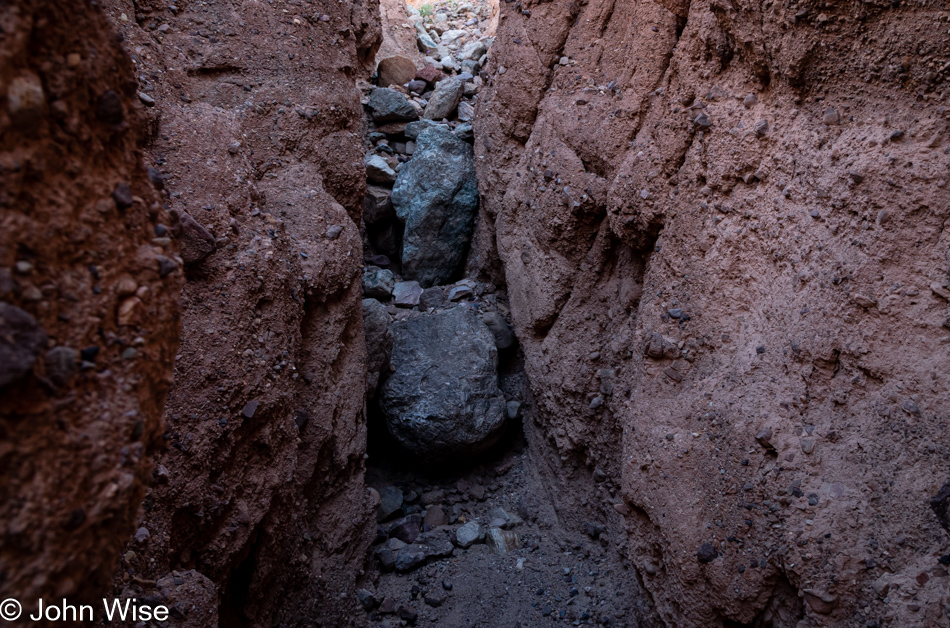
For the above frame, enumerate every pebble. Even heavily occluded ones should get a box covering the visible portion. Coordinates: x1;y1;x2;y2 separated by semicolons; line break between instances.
112;183;134;210
97;90;125;125
134;527;151;543
393;281;423;307
454;521;484;548
7;72;45;125
822;107;839;125
506;400;521;419
0;303;47;387
448;284;473;301
44;346;78;387
743;94;758;108
696;542;717;563
754;120;769;137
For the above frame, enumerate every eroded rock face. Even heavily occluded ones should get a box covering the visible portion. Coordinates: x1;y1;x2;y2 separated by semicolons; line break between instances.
379;307;506;460
476;0;950;626
0;0;181;606
101;0;381;625
393;126;479;287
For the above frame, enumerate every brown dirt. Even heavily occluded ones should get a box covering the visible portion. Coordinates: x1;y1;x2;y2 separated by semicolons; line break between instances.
474;0;950;626
0;0;182;613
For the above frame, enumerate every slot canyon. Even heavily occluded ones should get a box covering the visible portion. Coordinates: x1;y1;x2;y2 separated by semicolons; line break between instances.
1;0;949;626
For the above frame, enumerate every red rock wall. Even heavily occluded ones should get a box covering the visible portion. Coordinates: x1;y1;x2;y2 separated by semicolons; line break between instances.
99;0;381;625
0;0;181;609
475;0;950;625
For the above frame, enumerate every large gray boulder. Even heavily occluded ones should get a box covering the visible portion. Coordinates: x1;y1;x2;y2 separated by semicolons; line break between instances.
379;307;506;460
391;127;478;288
368;88;419;123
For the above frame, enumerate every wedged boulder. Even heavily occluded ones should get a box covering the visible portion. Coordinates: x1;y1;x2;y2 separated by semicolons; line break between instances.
377;56;417;88
423;77;464;120
392;127;478;288
379;307;506;460
368;87;419;123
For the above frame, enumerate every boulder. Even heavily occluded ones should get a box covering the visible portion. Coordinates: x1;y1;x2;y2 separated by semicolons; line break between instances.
377;485;404;522
377;56;417;88
379;307;506;460
423;78;464;120
362;268;395;300
362;299;393;395
367;88;419;123
458;39;488;61
392;127;478;287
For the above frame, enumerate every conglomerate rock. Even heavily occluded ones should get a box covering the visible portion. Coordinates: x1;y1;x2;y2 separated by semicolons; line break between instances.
474;0;950;626
0;0;182;609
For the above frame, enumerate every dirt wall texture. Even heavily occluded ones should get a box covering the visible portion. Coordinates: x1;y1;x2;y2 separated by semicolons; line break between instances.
0;0;182;610
99;0;381;625
474;0;950;626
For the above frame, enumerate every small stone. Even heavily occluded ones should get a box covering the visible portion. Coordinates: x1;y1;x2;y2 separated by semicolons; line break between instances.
852;293;877;308
802;589;838;614
326;224;344;240
585;522;605;539
743;94;758;108
801;438;815;454
696;542;717;563
481;311;515;349
365;154;397;184
754;120;769;137
755;427;774;449
388;514;424;544
486;528;520;555
112;183;134;210
849;171;864;184
396;604;418;621
138;92;155;106
442;579;453;591
0;303;47;388
97;90;125;125
134;527;151;543
454;521;484;548
889;129;904;142
157;256;178;277
506;400;521;419
44;346;79;387
822;107;839;125
694;113;711;129
117;296;146;327
7;72;45;125
176;211;216;264
457;101;475;122
393;281;423;307
378;486;404;521
424;593;445;607
423;505;448;528
147;167;164;190
356;588;379;611
448;284;473;301
14;261;33;274
241;400;260;419
363;268;395;300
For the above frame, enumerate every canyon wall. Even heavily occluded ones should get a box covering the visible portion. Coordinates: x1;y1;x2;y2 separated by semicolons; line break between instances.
475;0;950;626
0;0;181;608
99;0;381;625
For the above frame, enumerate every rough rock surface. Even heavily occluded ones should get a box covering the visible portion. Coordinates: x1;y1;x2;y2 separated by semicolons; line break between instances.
379;306;506;460
0;0;181;608
101;0;382;625
476;0;950;626
392;126;479;287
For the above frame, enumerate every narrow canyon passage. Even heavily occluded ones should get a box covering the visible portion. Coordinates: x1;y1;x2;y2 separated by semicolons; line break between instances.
1;0;949;627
